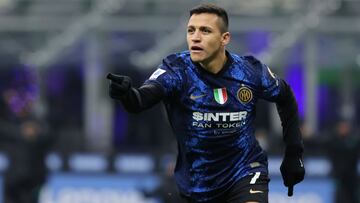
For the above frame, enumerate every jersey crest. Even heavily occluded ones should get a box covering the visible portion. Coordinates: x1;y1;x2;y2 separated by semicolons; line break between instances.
213;88;228;105
237;86;253;104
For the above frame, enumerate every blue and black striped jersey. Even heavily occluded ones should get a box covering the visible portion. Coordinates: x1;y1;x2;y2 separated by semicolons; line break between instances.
143;50;283;201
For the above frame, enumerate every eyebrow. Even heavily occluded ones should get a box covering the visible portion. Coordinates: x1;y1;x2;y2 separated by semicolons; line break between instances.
187;25;213;30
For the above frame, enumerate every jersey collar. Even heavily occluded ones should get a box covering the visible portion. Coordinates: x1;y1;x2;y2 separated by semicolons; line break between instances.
192;50;234;77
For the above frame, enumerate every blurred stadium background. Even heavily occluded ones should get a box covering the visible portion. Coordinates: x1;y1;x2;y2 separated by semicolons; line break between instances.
0;0;359;202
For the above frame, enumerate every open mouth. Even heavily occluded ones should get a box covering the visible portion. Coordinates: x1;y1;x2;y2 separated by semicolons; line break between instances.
191;46;203;52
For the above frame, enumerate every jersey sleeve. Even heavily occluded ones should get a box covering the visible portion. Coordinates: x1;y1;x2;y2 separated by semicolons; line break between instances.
259;63;282;102
144;56;184;98
247;56;304;153
245;55;282;102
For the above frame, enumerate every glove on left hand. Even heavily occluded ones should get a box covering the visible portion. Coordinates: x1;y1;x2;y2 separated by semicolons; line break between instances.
280;150;305;196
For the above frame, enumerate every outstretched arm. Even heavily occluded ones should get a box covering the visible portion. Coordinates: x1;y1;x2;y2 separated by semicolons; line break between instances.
107;73;165;113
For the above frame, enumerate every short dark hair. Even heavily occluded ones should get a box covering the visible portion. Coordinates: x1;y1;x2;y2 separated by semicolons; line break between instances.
189;3;229;33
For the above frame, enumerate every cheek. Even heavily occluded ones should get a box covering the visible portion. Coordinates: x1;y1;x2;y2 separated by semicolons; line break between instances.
186;36;191;46
206;39;221;52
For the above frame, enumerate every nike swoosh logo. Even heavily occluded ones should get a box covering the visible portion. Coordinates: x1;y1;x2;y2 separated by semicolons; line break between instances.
190;94;206;100
249;189;264;194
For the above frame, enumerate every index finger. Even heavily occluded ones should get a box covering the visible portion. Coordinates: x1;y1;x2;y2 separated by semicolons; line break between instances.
106;73;123;82
288;185;293;197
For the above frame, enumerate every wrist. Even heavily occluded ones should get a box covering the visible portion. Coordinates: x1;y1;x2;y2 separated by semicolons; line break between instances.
284;144;303;157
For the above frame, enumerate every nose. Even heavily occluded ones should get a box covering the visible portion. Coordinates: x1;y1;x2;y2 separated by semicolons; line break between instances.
191;30;201;42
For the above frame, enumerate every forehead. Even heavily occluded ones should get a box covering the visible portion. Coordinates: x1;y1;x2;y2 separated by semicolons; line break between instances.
187;13;221;30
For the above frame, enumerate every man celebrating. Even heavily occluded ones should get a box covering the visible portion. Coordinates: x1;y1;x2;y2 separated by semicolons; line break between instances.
107;3;305;203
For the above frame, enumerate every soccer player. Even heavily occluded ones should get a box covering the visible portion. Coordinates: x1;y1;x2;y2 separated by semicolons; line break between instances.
107;3;305;203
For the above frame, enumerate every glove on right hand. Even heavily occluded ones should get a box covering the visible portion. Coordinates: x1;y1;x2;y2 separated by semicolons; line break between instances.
106;73;132;100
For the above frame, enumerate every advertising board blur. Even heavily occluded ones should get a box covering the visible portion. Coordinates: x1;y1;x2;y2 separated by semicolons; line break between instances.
38;174;334;203
269;177;334;203
39;173;161;203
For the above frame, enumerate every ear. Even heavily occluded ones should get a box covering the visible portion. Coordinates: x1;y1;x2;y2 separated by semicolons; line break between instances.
221;32;231;46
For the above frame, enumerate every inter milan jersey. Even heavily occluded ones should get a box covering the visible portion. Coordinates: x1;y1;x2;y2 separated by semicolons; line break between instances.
144;51;282;201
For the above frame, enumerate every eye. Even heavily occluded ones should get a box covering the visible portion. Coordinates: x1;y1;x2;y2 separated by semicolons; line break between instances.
187;28;194;34
202;28;211;34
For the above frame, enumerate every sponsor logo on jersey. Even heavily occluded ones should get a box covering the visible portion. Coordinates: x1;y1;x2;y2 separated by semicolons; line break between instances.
192;111;248;129
213;88;227;104
299;158;304;167
192;111;247;122
149;69;166;80
249;189;264;194
190;94;206;100
237;86;253;104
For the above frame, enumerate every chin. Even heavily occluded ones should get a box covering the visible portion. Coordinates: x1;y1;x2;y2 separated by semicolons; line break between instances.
190;55;204;63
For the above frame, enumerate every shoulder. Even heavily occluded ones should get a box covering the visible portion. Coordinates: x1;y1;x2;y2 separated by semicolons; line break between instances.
163;51;191;68
241;54;263;68
160;51;193;80
230;53;264;73
228;52;260;65
149;51;191;81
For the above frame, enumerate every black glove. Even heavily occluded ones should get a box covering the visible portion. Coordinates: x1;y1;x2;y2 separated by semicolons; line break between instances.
106;73;132;100
280;148;305;197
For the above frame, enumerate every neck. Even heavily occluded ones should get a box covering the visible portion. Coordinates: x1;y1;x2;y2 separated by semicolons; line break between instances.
200;50;227;74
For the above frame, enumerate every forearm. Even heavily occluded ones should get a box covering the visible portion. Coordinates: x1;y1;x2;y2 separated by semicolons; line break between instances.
276;80;303;155
119;83;165;113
